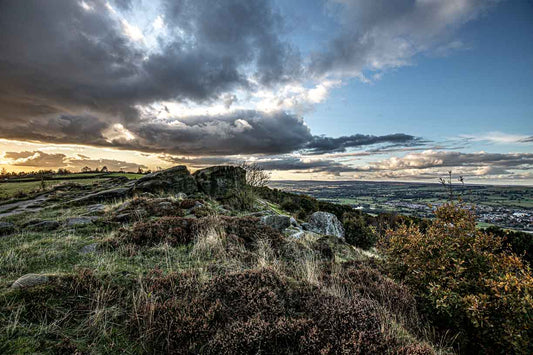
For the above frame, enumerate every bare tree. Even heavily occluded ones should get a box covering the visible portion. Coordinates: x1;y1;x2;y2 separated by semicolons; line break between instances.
239;162;271;187
439;171;466;201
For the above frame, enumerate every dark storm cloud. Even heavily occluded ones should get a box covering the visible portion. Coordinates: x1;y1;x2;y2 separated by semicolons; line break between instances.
114;111;422;156
519;136;533;143
126;110;312;155
304;133;424;154
310;0;500;78
0;0;301;147
4;150;147;171
0;0;451;158
1;114;112;147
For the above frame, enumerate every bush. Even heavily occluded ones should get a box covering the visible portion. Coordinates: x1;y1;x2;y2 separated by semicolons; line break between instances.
381;203;533;354
225;187;257;211
343;213;377;249
485;226;533;265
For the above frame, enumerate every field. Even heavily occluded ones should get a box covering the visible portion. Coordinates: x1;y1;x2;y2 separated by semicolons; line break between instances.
0;173;143;202
269;180;533;231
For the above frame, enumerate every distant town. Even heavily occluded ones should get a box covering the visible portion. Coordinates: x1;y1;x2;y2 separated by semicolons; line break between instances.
270;180;533;232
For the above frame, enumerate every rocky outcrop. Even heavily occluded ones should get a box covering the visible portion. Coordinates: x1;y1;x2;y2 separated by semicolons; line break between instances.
193;166;246;198
11;274;49;289
71;187;132;205
134;166;198;195
307;212;345;239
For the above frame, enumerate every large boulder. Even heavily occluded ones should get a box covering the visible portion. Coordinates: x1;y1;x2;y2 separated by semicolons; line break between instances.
193;166;246;198
133;166;197;195
307;212;345;239
260;214;292;231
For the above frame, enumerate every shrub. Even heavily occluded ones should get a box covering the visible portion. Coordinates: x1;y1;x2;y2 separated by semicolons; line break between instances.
117;217;196;247
343;213;377;249
381;203;533;354
115;197;185;218
116;216;284;251
485;226;533;265
134;269;426;354
225;187;256;211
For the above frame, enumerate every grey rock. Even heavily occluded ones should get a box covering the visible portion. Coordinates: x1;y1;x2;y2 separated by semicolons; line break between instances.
65;216;97;227
175;192;187;200
27;220;60;231
307;212;345;239
133;166;197;194
0;221;16;236
301;222;311;231
71;188;131;205
11;274;49;289
80;243;98;254
290;217;298;227
260;214;292;231
87;204;106;214
193;166;246;198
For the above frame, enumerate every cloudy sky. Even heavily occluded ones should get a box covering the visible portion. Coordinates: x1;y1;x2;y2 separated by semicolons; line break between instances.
0;0;532;184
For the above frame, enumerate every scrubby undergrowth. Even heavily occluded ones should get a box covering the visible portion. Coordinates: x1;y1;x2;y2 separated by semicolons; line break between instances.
2;179;529;354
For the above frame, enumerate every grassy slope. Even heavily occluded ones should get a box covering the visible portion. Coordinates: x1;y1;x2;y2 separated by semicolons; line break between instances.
0;184;446;354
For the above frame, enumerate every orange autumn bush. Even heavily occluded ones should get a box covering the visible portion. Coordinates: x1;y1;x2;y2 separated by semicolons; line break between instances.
381;203;533;354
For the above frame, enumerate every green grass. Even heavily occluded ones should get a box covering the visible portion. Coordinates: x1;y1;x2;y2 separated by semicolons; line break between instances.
0;179;106;201
105;172;144;179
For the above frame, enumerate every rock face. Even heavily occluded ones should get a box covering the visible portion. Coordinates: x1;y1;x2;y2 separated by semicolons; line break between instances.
11;274;49;289
0;221;16;236
134;166;197;195
193;166;246;198
260;214;292;231
307;212;345;239
71;187;131;205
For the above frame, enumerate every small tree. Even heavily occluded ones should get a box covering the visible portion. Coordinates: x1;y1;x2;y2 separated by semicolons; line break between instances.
239;162;271;187
101;166;109;173
439;170;465;201
343;213;377;249
81;166;91;173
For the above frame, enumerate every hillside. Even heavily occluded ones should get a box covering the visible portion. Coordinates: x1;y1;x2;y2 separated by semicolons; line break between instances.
0;166;531;354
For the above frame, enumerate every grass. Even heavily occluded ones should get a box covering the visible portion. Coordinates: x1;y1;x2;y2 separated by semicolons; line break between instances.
0;185;450;354
0;178;106;202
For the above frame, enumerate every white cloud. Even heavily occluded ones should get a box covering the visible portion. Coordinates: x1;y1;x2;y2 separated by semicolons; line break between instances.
461;132;533;144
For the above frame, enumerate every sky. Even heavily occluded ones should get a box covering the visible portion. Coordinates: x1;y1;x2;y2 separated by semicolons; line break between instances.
0;0;532;184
